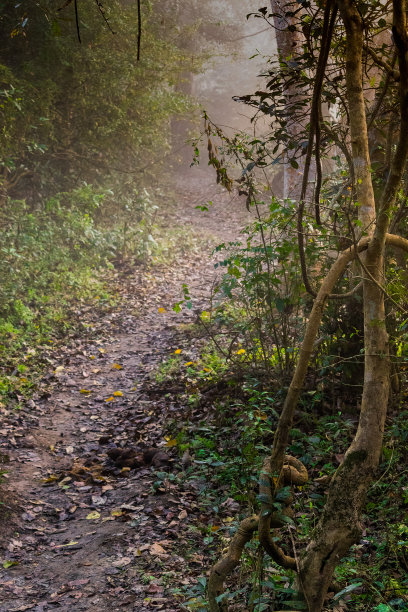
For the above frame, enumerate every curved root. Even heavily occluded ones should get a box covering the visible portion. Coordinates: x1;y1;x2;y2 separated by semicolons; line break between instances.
208;455;308;611
208;515;259;612
259;455;307;569
283;455;309;486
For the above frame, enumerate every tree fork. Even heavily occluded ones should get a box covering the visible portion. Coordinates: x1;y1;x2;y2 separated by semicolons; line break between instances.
297;2;408;610
207;239;369;611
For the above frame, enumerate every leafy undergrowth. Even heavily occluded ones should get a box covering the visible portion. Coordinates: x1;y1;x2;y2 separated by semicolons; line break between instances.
156;339;408;612
0;184;207;411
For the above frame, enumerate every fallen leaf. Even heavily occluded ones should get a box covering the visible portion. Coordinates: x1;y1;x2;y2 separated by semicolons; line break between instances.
113;390;123;397
86;511;101;520
149;542;166;556
68;579;89;587
158;307;166;313
55;540;79;548
105;397;115;402
178;509;187;520
112;363;123;370
236;348;246;355
174;349;182;354
80;389;91;395
165;437;177;448
91;495;106;506
112;557;131;567
3;560;19;569
253;410;267;420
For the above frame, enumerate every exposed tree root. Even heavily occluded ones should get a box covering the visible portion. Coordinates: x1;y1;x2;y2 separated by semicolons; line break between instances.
259;455;308;570
208;455;308;611
208;515;259;611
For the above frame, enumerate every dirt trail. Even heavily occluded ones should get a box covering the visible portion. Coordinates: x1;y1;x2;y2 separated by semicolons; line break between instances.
0;171;250;612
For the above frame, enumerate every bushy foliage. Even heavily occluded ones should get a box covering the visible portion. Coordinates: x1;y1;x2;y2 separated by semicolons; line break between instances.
0;0;196;200
0;184;158;398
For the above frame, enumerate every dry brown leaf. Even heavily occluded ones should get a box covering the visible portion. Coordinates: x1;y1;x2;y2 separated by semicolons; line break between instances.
149;542;166;556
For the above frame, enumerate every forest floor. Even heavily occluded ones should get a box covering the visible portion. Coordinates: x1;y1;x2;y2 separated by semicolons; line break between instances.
0;169;250;612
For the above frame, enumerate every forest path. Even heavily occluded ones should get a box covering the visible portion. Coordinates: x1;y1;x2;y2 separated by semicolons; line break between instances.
0;170;250;612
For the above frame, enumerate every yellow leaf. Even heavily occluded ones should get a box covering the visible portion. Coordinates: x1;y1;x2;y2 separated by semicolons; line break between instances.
20;377;28;383
184;362;194;366
86;511;100;520
98;348;105;354
158;307;166;313
111;510;123;517
42;474;58;483
55;540;78;548
165;438;177;448
113;390;123;397
174;349;182;354
211;525;221;532
121;467;131;472
112;363;123;370
236;348;246;355
80;389;91;394
105;396;115;402
90;355;96;360
203;367;210;372
49;445;55;452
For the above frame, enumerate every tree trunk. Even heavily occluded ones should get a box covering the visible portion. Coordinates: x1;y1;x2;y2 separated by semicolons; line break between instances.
270;0;305;199
297;0;408;608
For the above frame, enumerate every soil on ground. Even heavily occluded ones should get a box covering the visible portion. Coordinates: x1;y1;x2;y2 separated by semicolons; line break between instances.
0;170;250;612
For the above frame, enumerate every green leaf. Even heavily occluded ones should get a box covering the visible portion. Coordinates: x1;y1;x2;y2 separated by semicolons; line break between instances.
3;560;19;569
333;582;363;600
257;493;273;505
275;297;285;312
276;486;292;502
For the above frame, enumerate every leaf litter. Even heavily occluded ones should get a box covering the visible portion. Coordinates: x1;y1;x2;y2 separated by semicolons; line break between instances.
0;174;250;611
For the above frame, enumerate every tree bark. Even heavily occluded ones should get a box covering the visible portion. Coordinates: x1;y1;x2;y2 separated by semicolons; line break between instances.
297;2;408;609
270;0;305;199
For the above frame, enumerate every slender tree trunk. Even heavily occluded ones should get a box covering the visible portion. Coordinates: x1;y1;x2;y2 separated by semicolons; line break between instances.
297;1;408;608
270;0;305;199
208;1;408;608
